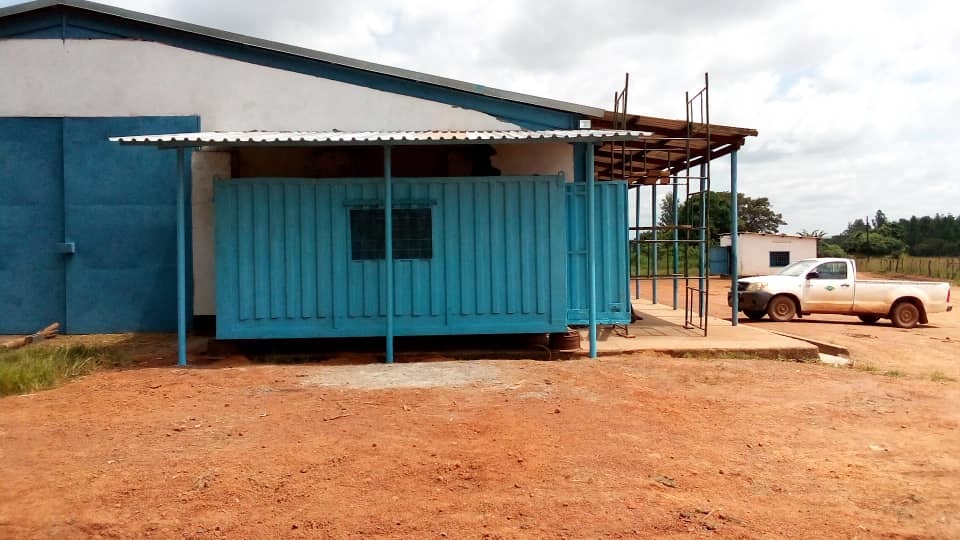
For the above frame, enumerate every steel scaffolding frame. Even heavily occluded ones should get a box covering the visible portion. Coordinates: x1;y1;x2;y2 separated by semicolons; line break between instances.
618;74;713;336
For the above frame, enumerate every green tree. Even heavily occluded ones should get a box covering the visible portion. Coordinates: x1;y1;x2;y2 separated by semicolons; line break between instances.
659;191;786;244
873;209;888;228
818;240;847;258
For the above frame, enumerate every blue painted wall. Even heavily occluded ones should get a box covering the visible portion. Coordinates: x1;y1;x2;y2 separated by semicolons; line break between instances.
0;118;65;334
215;176;570;339
0;115;198;334
566;181;631;325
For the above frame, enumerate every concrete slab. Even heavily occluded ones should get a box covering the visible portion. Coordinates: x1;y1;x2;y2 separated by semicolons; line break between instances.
818;353;852;367
574;299;820;361
764;330;851;358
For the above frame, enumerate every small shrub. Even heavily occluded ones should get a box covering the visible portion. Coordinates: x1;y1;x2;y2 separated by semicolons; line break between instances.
930;371;957;383
0;344;125;396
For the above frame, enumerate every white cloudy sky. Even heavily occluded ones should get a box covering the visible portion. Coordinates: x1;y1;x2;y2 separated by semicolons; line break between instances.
5;0;957;234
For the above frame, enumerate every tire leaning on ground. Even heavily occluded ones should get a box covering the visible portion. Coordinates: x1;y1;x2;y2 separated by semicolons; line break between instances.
744;310;766;321
857;314;881;324
890;301;921;329
766;295;797;322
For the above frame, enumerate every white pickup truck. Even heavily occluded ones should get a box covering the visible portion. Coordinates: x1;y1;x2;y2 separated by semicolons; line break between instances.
729;257;953;328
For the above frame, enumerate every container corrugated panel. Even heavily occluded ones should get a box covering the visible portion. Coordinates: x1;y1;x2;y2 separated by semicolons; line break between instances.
214;176;568;339
565;181;630;325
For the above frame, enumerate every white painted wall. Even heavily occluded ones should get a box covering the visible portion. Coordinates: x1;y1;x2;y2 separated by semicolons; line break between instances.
490;143;574;181
191;152;231;315
721;233;818;275
0;39;521;131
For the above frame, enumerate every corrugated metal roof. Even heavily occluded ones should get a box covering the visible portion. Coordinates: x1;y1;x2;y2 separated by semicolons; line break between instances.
110;129;653;147
0;0;604;117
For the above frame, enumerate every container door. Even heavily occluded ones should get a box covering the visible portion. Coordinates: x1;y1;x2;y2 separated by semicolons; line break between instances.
566;181;630;325
709;246;730;275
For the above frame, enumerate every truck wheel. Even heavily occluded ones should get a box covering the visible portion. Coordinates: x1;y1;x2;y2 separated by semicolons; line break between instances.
767;296;796;322
890;302;920;329
744;310;766;321
858;314;881;324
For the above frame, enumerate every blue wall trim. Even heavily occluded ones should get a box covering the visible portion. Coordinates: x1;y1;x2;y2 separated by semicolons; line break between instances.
215;176;569;339
1;7;580;130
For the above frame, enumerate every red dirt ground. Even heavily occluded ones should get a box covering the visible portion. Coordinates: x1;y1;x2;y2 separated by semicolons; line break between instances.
1;277;957;538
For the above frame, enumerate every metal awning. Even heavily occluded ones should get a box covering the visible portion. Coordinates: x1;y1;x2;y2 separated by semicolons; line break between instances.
110;129;653;147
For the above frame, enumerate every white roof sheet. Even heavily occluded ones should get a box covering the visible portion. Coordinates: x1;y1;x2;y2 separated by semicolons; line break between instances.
110;129;653;147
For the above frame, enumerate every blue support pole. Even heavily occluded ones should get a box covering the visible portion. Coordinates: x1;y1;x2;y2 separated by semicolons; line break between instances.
384;145;395;363
176;148;187;366
672;172;679;309
586;144;598;359
651;182;658;304
730;150;740;326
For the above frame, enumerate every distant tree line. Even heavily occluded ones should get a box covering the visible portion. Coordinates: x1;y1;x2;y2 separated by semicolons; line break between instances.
813;210;960;257
641;192;958;258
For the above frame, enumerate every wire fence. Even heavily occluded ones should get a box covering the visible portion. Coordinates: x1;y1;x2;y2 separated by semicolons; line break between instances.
854;256;960;283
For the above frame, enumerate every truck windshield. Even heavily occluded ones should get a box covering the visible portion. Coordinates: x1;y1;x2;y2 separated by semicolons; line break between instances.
778;260;818;276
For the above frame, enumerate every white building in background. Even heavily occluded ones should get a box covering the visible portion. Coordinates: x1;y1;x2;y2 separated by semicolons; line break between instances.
720;232;818;276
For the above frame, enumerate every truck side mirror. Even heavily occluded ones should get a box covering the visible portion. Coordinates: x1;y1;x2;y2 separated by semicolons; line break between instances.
806;271;820;280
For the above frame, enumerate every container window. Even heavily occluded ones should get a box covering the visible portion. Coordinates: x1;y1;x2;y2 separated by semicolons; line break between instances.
350;208;433;260
769;251;790;267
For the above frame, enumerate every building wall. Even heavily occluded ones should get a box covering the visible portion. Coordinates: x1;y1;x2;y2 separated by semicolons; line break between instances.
0;115;198;334
0;39;521;131
1;38;584;317
721;234;817;275
192;151;231;315
491;143;574;180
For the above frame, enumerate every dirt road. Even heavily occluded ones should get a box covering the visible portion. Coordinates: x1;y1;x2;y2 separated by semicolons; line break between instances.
2;349;958;538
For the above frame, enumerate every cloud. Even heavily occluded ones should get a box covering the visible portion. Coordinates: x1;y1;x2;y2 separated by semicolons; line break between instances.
1;0;956;234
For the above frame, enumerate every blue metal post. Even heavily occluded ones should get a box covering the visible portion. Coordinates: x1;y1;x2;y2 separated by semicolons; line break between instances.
586;144;598;359
730;150;739;326
176;148;187;366
672;172;679;309
651;182;658;304
384;145;395;363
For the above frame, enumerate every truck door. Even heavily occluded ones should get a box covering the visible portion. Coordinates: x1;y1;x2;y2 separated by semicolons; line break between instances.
802;260;855;313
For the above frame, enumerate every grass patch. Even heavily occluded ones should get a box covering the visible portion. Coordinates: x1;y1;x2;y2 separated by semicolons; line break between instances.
0;344;127;396
882;369;906;378
854;363;879;373
673;350;818;362
930;371;957;383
